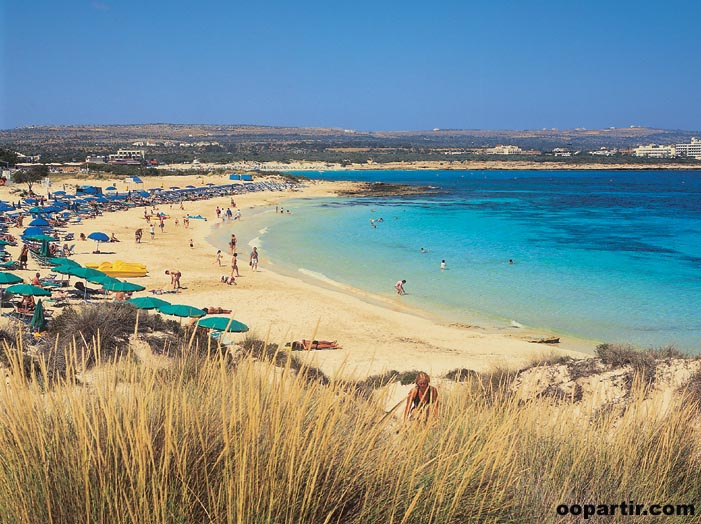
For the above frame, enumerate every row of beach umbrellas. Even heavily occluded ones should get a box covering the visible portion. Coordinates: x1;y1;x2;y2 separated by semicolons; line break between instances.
0;262;248;333
126;296;248;332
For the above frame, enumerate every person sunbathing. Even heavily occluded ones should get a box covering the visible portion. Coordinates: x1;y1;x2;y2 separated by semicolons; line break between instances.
20;295;36;311
203;306;232;314
286;339;341;350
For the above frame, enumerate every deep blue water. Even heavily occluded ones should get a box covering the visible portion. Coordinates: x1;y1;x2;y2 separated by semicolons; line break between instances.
217;170;701;352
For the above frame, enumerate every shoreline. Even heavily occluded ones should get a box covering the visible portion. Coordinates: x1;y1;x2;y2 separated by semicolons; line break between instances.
215;198;602;354
0;172;592;379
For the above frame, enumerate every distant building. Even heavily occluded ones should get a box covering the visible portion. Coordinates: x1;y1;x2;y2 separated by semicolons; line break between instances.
108;149;145;163
85;155;107;164
552;148;572;157
589;147;618;156
485;144;523;155
633;144;676;158
675;138;701;159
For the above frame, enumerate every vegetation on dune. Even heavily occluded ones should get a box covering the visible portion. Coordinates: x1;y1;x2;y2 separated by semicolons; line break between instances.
0;307;699;523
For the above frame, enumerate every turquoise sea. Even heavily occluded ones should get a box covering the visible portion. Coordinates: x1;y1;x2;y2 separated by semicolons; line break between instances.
212;170;701;353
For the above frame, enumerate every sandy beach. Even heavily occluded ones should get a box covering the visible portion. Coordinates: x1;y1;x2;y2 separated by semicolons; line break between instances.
0;172;592;379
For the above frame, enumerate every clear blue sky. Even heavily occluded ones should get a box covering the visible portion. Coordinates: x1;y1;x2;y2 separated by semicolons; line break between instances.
2;0;699;131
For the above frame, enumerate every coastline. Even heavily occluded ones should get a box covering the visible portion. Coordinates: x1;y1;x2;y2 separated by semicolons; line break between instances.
0;172;592;379
158;159;701;173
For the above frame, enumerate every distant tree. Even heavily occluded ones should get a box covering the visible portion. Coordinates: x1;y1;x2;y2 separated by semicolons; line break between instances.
12;164;48;193
0;148;19;167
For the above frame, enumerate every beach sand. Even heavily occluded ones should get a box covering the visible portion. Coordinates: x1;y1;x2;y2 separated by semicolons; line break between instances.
0;172;592;380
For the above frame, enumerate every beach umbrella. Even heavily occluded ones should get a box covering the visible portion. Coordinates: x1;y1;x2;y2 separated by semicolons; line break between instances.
28;218;50;227
55;265;105;283
127;296;170;310
158;303;206;318
25;234;57;243
0;239;11;246
29;299;46;331
197;316;249;333
23;226;45;238
0;272;24;309
6;284;51;297
55;266;105;299
52;265;79;276
91;274;120;285
0;202;13;212
52;190;66;196
48;257;80;267
105;186;117;191
102;280;146;292
87;231;109;253
0;273;23;285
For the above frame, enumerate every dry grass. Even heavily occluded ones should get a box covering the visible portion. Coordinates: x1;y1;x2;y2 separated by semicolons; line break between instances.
0;331;699;523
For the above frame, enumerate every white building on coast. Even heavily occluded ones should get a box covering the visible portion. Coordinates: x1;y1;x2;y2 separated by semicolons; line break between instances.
485;144;523;155
633;144;677;158
675;138;701;159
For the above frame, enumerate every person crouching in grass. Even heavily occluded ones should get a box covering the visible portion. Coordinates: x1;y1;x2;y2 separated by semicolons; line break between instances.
403;372;438;423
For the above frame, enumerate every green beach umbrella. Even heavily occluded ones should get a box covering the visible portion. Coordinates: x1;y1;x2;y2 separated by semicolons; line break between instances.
48;257;80;267
102;280;146;292
29;299;46;332
127;296;170;310
40;239;51;257
0;239;11;246
0;273;24;309
25;235;57;242
6;284;51;297
92;275;121;286
58;266;106;283
158;303;206;318
0;273;23;285
197;316;249;333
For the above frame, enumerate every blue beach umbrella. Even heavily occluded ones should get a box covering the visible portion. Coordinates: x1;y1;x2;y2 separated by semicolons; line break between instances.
87;231;110;253
28;218;50;227
22;226;45;238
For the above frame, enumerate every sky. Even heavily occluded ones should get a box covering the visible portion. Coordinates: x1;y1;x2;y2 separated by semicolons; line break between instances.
1;0;700;131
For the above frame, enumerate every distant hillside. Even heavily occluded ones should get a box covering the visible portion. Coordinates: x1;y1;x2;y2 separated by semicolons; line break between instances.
1;124;699;164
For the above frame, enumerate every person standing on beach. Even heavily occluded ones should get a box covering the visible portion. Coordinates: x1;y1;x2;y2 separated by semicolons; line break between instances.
229;234;237;254
215;250;223;266
231;252;240;277
149;224;155;240
19;244;29;269
395;279;406;295
249;247;259;272
440;260;446;271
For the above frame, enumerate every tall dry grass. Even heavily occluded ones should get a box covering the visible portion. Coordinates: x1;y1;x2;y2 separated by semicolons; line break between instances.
0;335;699;523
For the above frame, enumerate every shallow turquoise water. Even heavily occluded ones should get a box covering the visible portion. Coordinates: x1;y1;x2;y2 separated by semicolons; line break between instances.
212;170;701;353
